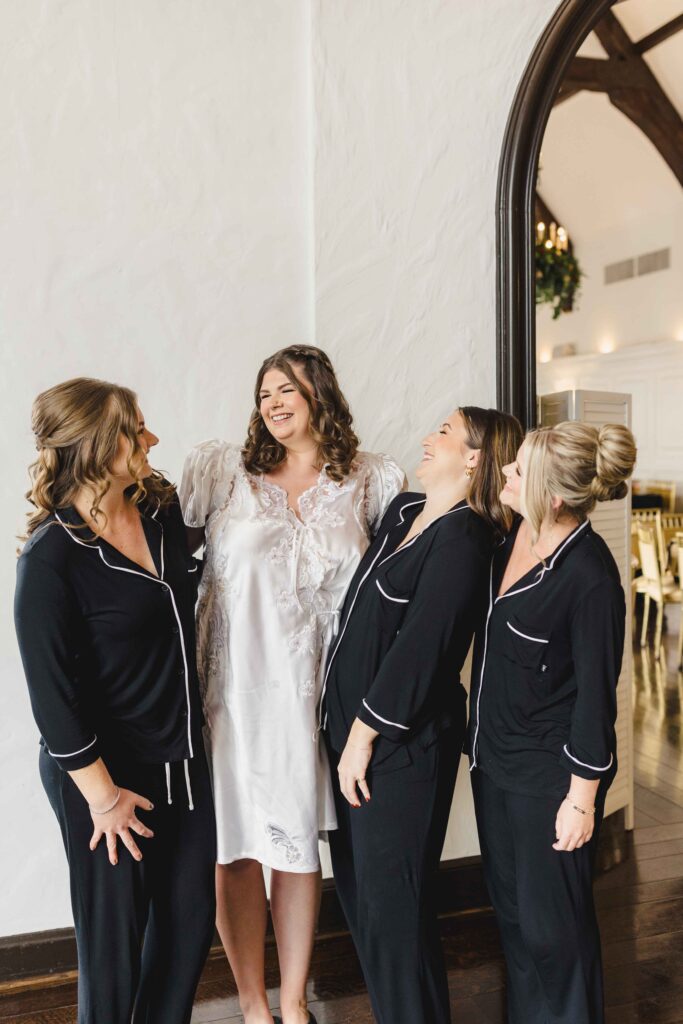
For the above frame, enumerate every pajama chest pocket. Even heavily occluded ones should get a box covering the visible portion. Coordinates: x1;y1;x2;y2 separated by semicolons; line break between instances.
372;576;411;636
504;616;551;674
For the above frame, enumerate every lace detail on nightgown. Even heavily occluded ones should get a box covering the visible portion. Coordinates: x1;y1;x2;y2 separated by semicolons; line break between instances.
361;452;406;534
179;440;242;527
265;822;303;865
178;444;404;870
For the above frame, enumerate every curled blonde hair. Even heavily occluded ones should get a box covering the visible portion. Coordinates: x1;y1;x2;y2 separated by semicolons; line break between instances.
24;377;174;538
522;420;637;541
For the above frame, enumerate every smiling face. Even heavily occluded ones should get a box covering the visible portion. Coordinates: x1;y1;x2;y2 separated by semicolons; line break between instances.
258;365;313;448
110;407;159;485
416;409;479;486
500;440;525;514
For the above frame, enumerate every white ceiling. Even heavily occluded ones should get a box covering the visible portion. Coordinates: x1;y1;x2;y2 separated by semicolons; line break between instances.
541;0;683;243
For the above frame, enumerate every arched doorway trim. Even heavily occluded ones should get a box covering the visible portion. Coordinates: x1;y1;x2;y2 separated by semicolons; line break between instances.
495;0;615;428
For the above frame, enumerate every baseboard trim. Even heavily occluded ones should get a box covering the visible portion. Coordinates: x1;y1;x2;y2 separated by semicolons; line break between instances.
0;855;490;987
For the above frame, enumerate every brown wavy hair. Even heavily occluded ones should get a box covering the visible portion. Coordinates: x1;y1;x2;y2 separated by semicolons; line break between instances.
23;377;174;538
460;406;524;540
242;345;360;482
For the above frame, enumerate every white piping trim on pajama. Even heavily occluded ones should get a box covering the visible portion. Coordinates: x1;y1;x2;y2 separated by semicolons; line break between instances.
375;580;409;603
471;520;590;770
362;699;409;731
562;745;613;772
506;621;549;643
318;534;390;734
48;735;98;758
54;513;194;759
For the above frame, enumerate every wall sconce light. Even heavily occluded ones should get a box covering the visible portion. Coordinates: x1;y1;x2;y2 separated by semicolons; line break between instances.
552;342;577;359
598;337;615;354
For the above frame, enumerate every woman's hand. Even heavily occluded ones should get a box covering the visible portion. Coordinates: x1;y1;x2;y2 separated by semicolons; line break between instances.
337;718;379;807
89;788;155;865
553;776;599;852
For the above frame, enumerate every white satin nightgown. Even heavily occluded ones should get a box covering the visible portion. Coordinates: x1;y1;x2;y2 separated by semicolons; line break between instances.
179;441;403;871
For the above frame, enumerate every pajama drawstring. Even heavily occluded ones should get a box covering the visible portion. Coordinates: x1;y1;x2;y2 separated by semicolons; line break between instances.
164;760;195;810
184;759;195;811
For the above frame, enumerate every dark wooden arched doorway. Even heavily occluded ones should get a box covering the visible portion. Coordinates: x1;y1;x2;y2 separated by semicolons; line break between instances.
496;0;616;428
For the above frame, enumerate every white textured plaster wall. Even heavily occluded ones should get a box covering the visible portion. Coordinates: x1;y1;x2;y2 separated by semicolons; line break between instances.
1;0;561;936
0;0;312;937
312;0;560;862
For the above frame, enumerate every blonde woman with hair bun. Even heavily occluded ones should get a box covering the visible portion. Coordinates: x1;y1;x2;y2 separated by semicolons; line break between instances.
467;419;636;1024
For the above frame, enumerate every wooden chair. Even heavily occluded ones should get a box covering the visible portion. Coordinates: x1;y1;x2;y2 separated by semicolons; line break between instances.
632;509;668;576
678;539;683;668
633;479;677;513
662;513;683;564
636;524;682;655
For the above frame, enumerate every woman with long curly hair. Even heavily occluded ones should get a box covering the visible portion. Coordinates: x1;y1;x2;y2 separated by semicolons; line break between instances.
14;378;216;1024
180;345;404;1024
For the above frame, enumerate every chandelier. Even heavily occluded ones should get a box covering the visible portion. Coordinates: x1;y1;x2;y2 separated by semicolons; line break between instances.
536;220;569;252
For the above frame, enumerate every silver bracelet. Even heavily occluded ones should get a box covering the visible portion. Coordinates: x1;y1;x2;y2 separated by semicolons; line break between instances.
90;787;121;815
564;795;595;816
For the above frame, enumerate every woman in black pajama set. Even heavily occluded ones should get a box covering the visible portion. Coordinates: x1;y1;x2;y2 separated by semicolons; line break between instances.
468;420;637;1024
14;378;216;1024
322;406;523;1024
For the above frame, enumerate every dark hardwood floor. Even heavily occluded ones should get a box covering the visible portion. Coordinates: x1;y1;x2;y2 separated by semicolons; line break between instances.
3;613;683;1023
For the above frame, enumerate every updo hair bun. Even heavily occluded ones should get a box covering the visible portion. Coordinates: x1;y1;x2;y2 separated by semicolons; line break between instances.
592;423;637;503
521;419;637;541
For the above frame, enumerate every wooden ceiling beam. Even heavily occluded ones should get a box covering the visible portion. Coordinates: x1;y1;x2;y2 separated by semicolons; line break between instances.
561;55;650;93
594;11;683;186
635;13;683;55
556;10;683;187
555;84;581;106
592;8;634;57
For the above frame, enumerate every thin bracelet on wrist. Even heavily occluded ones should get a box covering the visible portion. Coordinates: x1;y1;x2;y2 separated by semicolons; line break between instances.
90;787;121;815
564;794;595;816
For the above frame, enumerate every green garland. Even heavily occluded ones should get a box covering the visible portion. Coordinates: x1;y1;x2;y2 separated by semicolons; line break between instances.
535;244;583;320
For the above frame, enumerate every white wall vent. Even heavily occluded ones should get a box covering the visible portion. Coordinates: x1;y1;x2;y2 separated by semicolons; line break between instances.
637;248;670;276
604;248;671;285
604;258;634;285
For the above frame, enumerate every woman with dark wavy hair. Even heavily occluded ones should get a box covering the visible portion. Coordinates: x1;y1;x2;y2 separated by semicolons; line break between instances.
180;345;404;1024
14;378;216;1024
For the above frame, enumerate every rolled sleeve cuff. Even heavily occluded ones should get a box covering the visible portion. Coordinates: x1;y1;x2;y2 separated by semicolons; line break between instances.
46;734;100;772
357;699;410;743
560;743;614;781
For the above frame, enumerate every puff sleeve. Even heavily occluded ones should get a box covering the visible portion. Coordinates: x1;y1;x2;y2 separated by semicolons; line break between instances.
179;440;241;528
363;453;406;535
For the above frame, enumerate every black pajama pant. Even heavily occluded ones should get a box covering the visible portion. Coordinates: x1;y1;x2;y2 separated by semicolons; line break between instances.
472;767;606;1024
40;745;216;1024
327;724;463;1024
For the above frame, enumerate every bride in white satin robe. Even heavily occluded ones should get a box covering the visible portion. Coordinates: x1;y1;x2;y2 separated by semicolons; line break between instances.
180;437;402;871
